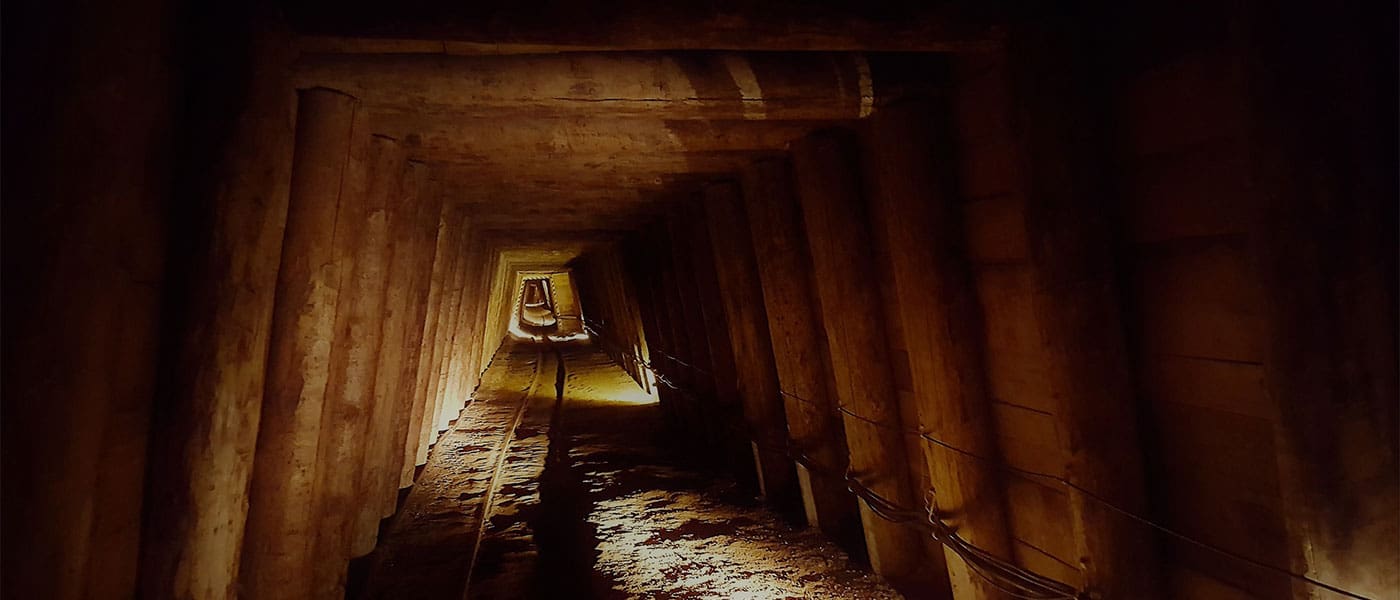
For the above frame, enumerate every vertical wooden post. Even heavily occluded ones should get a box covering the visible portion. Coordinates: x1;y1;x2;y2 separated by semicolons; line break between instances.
347;139;408;557
311;133;401;595
463;238;495;389
358;160;433;540
389;170;443;492
1008;24;1161;598
441;236;488;423
611;248;653;388
1238;2;1398;596
479;246;511;357
648;226;701;434
413;208;468;463
680;199;738;410
702;181;802;510
426;219;467;439
406;227;447;467
861;100;1014;598
618;243;660;391
673;200;750;477
610;245;655;391
463;239;491;404
5;0;178;597
624;234;681;427
665;205;719;400
430;222;474;434
240;88;363;600
789;130;932;586
739;158;864;552
650;227;688;427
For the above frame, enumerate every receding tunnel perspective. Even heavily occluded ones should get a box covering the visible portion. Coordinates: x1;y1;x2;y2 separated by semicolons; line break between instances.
509;272;587;342
3;2;1397;600
518;279;558;330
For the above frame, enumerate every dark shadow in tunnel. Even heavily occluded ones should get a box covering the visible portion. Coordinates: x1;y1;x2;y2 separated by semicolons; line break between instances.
468;342;626;599
489;341;774;599
524;345;619;599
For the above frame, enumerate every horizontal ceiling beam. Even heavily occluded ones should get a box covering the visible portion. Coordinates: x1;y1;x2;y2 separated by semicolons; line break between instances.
296;52;875;120
368;115;831;162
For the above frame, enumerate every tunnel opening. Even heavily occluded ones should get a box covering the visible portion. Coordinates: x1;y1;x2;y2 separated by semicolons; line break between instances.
508;271;588;343
3;2;1396;600
515;277;560;335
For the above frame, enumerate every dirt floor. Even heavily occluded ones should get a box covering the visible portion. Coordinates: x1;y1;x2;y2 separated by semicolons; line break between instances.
360;339;900;600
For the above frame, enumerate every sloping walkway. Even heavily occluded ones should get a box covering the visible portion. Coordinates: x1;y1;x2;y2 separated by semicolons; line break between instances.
362;339;899;600
360;342;552;599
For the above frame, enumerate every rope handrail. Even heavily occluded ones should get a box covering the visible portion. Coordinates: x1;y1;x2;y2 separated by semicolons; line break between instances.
578;318;1375;600
582;319;1082;598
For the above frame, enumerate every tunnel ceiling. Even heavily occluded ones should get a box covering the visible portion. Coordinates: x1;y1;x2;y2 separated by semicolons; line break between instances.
284;1;994;53
283;1;1000;271
290;51;866;244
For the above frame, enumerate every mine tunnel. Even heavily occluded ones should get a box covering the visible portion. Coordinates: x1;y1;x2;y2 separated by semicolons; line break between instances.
3;1;1397;599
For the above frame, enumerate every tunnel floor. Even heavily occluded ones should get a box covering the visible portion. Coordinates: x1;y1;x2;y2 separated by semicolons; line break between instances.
359;339;899;599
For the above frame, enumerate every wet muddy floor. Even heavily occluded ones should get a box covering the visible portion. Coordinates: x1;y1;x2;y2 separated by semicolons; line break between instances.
360;340;900;600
